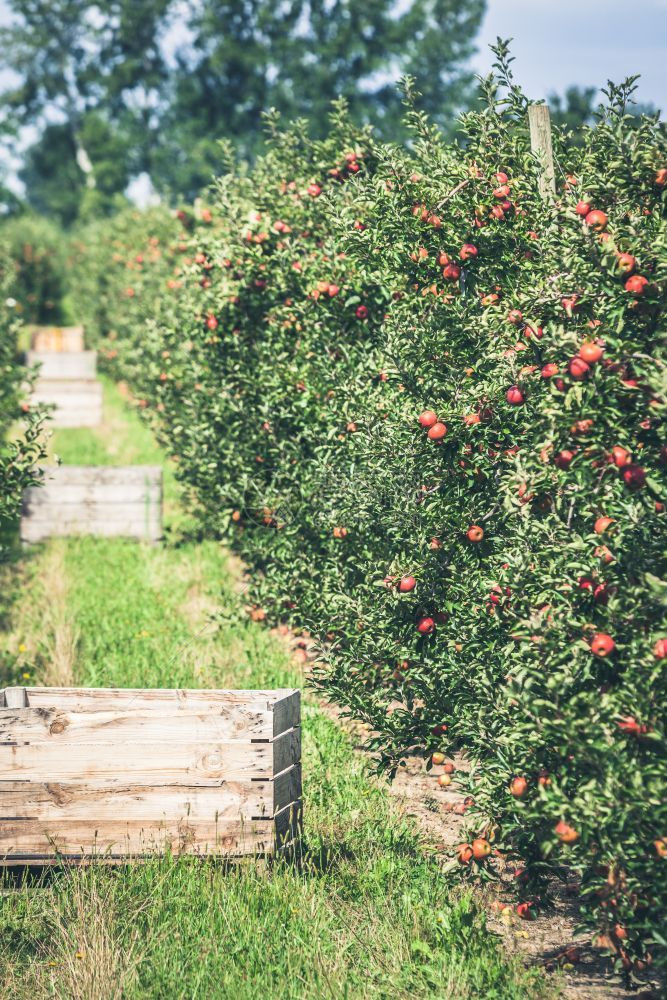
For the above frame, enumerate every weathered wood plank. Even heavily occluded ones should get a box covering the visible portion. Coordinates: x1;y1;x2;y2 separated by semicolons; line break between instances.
0;729;300;783
0;819;279;857
24;484;162;505
31;466;163;486
528;104;556;199
27;351;97;379
30;378;103;428
20;465;163;543
0;706;277;743
21;518;161;543
30;326;84;352
1;687;299;739
0;768;301;821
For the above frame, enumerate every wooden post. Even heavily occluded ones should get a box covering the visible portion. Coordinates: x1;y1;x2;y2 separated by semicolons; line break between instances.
528;105;556;200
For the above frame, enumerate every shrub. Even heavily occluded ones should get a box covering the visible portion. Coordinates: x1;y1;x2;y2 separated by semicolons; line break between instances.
0;215;68;324
0;245;46;542
69;64;667;975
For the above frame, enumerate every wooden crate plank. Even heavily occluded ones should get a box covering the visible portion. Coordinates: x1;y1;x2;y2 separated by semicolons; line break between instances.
272;764;302;814
0;686;298;711
0;730;299;783
20;465;163;543
27;351;97;379
30;379;103;429
32;466;163;487
21;518;161;543
0;818;278;857
30;326;84;352
0;774;300;821
24;484;162;505
274;800;303;848
0;706;276;744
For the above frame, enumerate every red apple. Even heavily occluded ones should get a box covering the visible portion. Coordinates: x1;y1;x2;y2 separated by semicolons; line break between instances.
594;516;614;534
575;200;591;216
466;525;484;542
621;464;646;489
653;638;667;659
506;386;525;405
471;838;491;860
615;253;636;275
554;820;580;844
624;275;648;295
418;410;438;428
584;209;608;230
590;632;615;657
460;243;478;260
516;901;535;920
578;341;604;363
456;843;473;864
427;422;448;441
568;357;591;380
416;616;436;635
442;263;461;281
541;363;559;378
398;576;416;593
611;445;631;468
509;776;529;798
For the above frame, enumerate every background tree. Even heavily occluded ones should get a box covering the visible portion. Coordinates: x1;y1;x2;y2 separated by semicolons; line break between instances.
147;0;487;198
0;0;172;222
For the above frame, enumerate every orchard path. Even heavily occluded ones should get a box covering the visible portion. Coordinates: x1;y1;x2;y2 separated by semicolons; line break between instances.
0;376;551;999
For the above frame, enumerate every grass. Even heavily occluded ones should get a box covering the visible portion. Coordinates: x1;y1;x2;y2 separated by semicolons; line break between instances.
0;378;554;999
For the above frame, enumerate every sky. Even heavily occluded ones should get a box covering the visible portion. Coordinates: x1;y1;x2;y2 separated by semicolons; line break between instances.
471;0;665;109
0;0;664;198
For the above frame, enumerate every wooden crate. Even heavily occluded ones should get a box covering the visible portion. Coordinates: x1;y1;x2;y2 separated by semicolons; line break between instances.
0;686;301;862
29;326;85;352
21;466;163;543
30;377;103;428
27;350;97;380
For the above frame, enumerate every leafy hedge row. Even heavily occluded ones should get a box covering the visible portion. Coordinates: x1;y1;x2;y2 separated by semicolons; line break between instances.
70;66;666;975
0;246;45;544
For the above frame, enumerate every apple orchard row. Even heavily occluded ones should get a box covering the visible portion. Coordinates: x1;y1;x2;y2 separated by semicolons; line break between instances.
62;77;667;974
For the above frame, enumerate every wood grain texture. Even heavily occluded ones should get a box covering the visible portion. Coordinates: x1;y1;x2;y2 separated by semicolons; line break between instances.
0;767;301;820
30;326;84;352
0;687;300;737
0;729;300;782
27;351;97;379
0;686;302;860
528;105;556;199
20;465;163;542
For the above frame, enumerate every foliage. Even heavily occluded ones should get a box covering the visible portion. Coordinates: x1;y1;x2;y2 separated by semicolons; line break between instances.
0;381;546;1000
0;244;45;546
0;215;68;324
152;0;486;197
70;59;667;977
0;0;171;223
0;0;486;213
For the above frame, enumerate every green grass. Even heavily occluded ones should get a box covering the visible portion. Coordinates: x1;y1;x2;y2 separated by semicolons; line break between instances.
0;380;554;999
